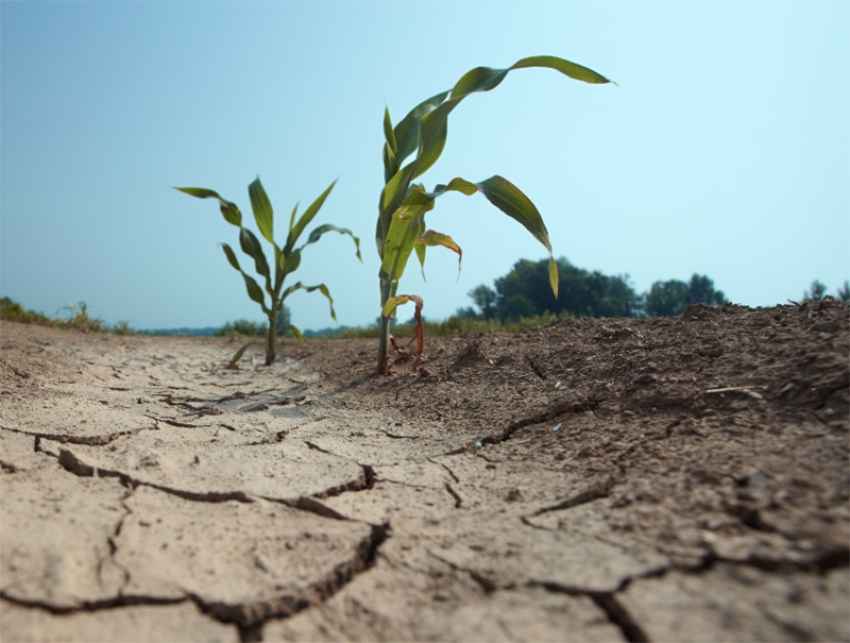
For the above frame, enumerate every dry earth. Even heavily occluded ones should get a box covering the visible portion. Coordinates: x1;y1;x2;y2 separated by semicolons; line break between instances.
1;300;848;642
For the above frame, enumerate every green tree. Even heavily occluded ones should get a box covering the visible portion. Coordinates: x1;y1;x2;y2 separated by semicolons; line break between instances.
686;274;727;306
469;285;499;320
492;257;640;320
838;280;850;302
612;274;643;316
799;280;850;303
494;259;557;318
643;280;690;317
644;273;728;317
583;270;642;317
802;280;829;303
454;305;480;321
480;260;727;320
499;294;536;321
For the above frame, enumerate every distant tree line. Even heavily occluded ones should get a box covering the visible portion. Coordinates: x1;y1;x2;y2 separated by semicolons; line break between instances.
454;259;850;323
454;257;728;322
801;280;850;304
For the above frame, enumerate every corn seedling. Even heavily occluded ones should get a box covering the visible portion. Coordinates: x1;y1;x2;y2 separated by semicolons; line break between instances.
176;177;361;367
376;55;613;373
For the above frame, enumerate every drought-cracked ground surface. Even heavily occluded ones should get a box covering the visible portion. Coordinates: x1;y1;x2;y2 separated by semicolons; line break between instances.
1;300;848;642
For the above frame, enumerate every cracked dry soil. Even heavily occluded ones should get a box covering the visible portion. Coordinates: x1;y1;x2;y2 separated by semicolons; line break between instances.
1;300;848;642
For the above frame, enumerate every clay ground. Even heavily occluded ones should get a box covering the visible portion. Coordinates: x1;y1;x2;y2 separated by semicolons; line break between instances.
0;300;848;642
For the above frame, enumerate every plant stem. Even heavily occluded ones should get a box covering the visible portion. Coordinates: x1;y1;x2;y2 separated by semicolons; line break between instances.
265;306;277;366
377;316;392;374
377;279;394;374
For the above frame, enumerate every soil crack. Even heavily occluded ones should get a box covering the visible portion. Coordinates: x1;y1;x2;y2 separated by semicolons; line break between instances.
427;551;497;594
0;592;188;615
101;483;136;594
49;443;375;515
591;592;649;643
530;581;648;642
145;415;207;428
427;457;460;483
444;482;463;508
522;474;618;527
709;544;850;574
445;396;600;454
53;447;256;504
2;423;156;446
187;522;390;632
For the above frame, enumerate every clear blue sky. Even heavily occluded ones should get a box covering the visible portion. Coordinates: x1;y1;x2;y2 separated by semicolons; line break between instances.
2;1;848;331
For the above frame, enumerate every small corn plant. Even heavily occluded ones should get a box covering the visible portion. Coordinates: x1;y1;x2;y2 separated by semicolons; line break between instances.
376;55;613;373
176;177;361;367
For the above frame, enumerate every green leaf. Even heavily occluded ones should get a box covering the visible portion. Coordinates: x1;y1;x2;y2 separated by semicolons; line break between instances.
510;55;613;85
273;245;286;293
383;144;398;184
220;242;242;273
472;175;552;254
379;175;556;297
302;224;362;262
408;55;613;188
381;294;419;319
227;341;263;368
281;281;337;321
449;66;511;97
286;180;337;253
379;91;451;234
376;208;388;258
248;177;275;245
277;324;304;345
548;255;559;300
435;177;479;196
413;215;427;280
289;202;299;233
383;106;397;155
239;228;272;283
379;185;437;283
381;164;414;221
236;268;268;309
463;174;558;297
416;230;462;277
411;100;457;181
174;186;220;199
286;248;302;275
220;243;270;313
392;91;450;165
174;186;242;227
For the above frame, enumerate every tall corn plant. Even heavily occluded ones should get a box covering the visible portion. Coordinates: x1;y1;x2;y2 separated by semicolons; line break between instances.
176;177;361;367
377;55;613;373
